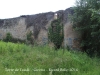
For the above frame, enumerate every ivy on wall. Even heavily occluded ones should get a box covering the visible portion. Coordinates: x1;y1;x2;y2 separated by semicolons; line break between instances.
48;18;64;50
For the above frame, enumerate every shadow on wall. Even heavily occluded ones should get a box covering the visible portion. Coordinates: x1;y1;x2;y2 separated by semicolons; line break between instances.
65;38;81;50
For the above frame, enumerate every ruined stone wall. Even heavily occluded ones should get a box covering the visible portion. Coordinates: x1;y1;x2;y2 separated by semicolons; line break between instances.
0;8;81;49
0;17;27;40
25;12;54;45
55;8;81;50
64;21;81;50
63;8;81;50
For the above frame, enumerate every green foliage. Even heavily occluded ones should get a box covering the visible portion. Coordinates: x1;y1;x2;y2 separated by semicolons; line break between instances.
3;33;13;42
27;31;32;41
3;32;25;43
71;0;100;57
0;41;100;75
26;31;34;44
48;18;64;50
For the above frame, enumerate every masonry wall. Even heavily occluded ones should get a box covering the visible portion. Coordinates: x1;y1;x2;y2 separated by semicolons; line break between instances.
0;8;81;50
0;17;27;40
64;21;81;50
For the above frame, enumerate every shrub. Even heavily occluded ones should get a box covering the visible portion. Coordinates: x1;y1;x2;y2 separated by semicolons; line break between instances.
3;32;13;42
3;32;25;43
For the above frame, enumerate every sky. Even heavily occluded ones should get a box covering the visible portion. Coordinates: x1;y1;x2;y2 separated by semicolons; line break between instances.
0;0;76;19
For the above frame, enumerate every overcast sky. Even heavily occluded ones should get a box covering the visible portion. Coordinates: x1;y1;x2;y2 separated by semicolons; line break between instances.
0;0;76;19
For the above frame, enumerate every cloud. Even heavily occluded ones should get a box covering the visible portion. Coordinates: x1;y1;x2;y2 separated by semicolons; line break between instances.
0;0;75;19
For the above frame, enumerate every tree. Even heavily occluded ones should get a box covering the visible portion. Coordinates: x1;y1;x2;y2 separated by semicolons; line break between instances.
48;18;64;50
71;0;100;56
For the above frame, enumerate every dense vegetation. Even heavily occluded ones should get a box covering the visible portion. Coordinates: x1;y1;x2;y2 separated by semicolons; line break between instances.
71;0;100;57
0;41;100;75
48;18;64;49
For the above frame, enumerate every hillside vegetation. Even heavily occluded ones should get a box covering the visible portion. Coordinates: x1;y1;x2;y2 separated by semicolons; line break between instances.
0;41;100;75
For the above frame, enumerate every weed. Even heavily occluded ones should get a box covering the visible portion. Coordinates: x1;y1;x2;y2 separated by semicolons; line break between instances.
0;41;100;75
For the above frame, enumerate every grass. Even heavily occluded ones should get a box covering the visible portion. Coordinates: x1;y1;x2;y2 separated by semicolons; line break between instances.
0;41;100;75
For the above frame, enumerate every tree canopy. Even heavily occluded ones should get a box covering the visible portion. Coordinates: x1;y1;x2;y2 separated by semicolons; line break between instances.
71;0;100;56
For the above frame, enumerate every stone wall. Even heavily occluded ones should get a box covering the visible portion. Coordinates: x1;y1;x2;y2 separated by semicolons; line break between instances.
0;17;27;40
0;7;81;50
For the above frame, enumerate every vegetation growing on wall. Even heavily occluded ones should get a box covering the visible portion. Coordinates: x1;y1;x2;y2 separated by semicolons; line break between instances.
71;0;100;57
3;32;25;43
26;13;54;39
26;31;34;44
3;33;13;42
48;18;64;50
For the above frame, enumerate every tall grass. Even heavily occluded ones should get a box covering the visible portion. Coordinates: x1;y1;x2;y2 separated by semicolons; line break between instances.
0;41;100;75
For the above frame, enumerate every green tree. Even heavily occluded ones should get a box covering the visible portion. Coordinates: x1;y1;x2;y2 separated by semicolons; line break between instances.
71;0;100;56
48;18;64;50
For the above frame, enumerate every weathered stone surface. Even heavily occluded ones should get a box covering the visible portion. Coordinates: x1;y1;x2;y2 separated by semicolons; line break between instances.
25;12;54;39
64;21;81;50
0;17;26;40
0;7;81;50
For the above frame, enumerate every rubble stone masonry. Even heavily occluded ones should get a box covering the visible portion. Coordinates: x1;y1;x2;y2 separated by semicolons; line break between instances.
0;8;81;50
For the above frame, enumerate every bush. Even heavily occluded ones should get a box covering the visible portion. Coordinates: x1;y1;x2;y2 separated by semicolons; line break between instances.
3;32;25;43
3;33;13;42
